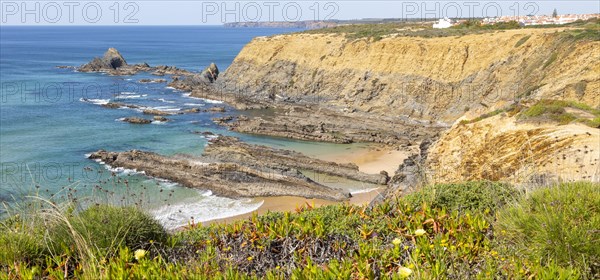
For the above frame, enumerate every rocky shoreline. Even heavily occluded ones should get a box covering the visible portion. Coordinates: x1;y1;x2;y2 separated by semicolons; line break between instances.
88;136;392;201
72;48;440;200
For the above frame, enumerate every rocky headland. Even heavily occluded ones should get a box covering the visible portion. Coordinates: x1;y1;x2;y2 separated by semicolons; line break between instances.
77;24;599;201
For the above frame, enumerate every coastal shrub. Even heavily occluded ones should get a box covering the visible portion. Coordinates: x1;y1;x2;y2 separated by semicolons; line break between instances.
520;99;600;126
402;181;519;213
585;117;600;128
3;183;598;279
50;205;167;257
495;182;600;278
0;203;166;269
0;223;46;265
459;108;507;125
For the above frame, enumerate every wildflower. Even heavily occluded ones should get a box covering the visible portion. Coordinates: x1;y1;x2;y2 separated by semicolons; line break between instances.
398;266;413;278
392;238;402;246
134;249;147;261
414;229;426;237
247;256;254;261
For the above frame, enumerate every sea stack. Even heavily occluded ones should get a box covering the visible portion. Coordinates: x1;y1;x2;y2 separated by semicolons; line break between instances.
79;48;127;72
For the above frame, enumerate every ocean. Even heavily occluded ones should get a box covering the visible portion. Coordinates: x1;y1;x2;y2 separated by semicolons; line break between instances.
0;26;376;229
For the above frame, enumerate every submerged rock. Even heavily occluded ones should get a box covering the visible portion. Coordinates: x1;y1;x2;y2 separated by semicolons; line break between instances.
153;116;169;122
208;106;226;113
122;117;152;124
143;109;175;116
139;78;167;83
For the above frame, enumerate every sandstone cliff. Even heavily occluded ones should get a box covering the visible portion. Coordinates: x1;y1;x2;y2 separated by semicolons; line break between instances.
217;28;599;123
214;27;599;186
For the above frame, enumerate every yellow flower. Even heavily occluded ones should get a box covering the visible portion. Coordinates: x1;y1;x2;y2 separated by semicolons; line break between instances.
398;266;413;278
392;238;402;246
414;229;426;237
134;249;147;260
247;256;254;261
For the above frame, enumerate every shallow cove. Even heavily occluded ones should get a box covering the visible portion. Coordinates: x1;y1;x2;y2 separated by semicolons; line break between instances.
0;26;390;230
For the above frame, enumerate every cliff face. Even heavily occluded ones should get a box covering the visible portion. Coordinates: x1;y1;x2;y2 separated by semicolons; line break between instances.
219;28;599;123
426;115;600;184
216;27;599;186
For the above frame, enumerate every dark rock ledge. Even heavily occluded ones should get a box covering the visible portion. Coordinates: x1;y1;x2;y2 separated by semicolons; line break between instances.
88;136;390;201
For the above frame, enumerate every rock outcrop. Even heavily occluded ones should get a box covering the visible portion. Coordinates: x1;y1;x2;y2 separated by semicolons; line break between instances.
167;63;220;91
203;136;389;185
213;105;444;145
77;48;211;77
79;48;129;72
88;136;394;200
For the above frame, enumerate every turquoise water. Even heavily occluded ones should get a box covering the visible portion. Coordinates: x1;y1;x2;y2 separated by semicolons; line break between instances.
0;26;374;229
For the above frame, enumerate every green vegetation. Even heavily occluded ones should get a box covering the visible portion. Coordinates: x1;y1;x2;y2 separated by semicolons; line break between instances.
402;181;519;213
495;182;600;276
459;108;507;125
298;17;599;41
2;182;599;279
461;100;600;128
543;52;559;69
1;203;166;273
514;35;532;47
519;99;600;126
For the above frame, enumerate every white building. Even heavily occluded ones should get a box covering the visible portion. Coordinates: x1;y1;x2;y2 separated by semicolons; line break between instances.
433;18;453;29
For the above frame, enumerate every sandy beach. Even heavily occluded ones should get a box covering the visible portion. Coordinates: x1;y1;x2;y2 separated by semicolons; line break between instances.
317;144;410;175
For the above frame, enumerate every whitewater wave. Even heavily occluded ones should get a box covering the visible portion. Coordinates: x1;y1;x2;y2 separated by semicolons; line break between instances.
350;187;381;195
184;103;205;107
114;94;147;99
79;98;110;105
182;93;224;104
151;192;263;230
158;98;176;104
150;106;181;112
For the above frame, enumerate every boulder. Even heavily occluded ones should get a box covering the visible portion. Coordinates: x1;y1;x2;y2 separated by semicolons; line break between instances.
200;63;219;83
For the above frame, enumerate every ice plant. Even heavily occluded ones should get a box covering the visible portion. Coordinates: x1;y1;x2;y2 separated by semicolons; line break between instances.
398;266;413;278
414;229;426;237
134;249;147;261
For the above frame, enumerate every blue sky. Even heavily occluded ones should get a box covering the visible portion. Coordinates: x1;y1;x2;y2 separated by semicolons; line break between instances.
1;1;599;25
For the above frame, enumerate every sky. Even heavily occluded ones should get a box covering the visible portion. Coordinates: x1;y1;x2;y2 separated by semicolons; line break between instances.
1;1;599;25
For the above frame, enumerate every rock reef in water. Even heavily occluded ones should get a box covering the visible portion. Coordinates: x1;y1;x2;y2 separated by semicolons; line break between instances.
77;48;214;78
122;117;152;124
88;136;390;201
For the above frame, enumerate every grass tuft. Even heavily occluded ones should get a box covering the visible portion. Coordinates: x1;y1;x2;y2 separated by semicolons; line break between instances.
495;182;600;276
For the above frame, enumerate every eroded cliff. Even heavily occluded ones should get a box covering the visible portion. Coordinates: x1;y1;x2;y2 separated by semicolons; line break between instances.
217;28;599;123
213;26;599;186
